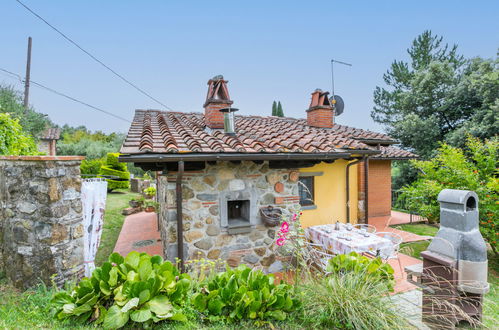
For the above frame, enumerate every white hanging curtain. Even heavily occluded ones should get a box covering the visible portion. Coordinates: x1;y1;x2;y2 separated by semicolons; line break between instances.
81;178;108;277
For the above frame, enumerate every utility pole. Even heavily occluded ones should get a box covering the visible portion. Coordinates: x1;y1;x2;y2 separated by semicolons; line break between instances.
23;36;32;111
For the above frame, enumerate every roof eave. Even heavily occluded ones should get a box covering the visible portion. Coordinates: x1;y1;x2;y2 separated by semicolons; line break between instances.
119;149;380;163
354;138;399;145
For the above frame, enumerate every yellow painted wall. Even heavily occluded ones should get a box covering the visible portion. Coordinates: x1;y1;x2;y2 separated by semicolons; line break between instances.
299;160;358;228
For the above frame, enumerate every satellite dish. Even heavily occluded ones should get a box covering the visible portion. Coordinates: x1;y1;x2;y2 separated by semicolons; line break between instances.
329;95;344;116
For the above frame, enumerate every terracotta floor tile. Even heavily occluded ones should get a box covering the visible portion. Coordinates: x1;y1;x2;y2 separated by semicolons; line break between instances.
113;211;164;258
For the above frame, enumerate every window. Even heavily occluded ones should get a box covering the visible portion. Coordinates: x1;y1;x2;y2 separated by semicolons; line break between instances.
298;176;315;206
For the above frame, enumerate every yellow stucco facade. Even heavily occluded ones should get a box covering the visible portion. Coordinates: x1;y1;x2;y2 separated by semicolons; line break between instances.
299;160;359;228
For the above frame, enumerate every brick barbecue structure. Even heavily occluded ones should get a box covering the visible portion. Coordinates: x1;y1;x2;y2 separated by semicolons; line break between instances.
119;75;416;271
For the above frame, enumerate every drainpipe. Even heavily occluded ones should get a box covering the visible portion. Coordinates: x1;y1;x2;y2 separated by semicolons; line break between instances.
345;158;361;223
364;157;369;224
176;161;185;272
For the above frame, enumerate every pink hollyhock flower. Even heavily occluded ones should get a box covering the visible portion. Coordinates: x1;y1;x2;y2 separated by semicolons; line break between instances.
292;213;297;221
276;237;286;246
280;221;289;233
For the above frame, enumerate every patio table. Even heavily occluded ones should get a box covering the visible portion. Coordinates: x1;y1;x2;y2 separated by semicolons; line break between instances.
305;224;393;255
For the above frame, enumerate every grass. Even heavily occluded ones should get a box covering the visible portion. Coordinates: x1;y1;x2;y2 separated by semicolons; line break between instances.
392;223;439;236
94;189;141;266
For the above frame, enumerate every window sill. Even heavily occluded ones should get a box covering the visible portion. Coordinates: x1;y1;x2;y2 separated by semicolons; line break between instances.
300;205;317;210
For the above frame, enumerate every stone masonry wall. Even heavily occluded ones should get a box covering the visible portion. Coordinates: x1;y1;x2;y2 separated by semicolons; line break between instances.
0;156;85;289
157;161;301;273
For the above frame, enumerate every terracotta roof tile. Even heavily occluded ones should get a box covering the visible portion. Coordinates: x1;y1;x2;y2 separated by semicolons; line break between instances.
120;110;417;159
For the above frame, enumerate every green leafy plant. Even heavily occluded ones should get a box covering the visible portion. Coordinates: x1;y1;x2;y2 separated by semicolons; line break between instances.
144;200;159;211
101;153;130;192
129;196;145;208
143;186;156;197
326;252;395;292
191;264;300;324
0;113;40;155
80;158;105;177
400;136;498;254
51;251;191;328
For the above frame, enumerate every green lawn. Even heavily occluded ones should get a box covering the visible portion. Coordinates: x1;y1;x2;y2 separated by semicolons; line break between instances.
94;189;141;266
393;223;439;236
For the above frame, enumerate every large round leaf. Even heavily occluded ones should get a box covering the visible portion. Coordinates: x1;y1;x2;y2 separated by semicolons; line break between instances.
130;307;152;323
147;295;172;316
103;305;129;329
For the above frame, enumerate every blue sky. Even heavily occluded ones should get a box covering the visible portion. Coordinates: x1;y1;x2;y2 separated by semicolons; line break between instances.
1;0;498;134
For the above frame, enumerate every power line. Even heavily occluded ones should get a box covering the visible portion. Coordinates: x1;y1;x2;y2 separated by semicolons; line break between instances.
0;68;131;123
15;0;174;111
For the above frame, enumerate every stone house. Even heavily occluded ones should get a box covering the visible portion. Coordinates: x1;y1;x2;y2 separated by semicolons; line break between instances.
119;76;416;271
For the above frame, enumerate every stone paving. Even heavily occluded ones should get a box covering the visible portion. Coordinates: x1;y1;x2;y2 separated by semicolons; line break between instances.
392;289;430;329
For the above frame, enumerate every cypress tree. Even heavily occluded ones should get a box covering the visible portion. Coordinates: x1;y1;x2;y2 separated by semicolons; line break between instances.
272;101;277;116
277;101;284;117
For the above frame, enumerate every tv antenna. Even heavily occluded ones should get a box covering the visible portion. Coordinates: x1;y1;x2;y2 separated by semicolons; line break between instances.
331;59;352;114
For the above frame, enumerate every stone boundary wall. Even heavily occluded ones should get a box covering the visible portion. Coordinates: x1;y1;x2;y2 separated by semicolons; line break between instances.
0;156;85;289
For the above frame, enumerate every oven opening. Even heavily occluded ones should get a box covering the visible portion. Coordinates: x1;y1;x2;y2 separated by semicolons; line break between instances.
227;200;250;228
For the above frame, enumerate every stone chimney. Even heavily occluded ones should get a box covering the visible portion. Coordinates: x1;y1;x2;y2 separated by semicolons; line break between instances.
306;89;334;128
204;75;233;129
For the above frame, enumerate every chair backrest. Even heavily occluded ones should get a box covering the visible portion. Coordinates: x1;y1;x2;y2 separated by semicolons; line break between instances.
375;231;403;258
305;242;334;272
354;224;377;233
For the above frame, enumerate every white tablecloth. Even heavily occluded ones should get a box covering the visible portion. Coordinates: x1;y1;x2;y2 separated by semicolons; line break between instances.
305;224;393;255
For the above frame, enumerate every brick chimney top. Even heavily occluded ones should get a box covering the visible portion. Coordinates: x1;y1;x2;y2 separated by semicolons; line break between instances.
306;89;334;128
204;75;234;129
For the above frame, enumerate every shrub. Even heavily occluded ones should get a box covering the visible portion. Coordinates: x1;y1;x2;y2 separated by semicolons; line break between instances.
143;186;156;197
400;136;498;254
80;158;105;177
300;272;409;329
51;252;191;328
192;264;300;324
326;252;395;292
101;153;130;191
0;113;39;155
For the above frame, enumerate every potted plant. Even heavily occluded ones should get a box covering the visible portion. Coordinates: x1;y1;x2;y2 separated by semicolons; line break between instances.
129;196;145;208
143;186;156;199
144;200;159;213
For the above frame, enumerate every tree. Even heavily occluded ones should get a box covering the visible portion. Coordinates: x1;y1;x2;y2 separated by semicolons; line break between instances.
100;152;130;192
373;31;498;189
276;101;284;117
372;31;469;158
57;127;125;159
272;101;277;116
445;57;499;147
0;113;39;155
400;136;498;254
0;85;51;138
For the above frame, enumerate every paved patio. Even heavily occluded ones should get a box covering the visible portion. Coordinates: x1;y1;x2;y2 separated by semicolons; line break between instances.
370;210;431;243
114;210;426;294
113;211;164;257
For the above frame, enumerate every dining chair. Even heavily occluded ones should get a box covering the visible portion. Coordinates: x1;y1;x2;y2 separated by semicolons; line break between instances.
305;242;334;274
374;232;404;275
353;224;377;233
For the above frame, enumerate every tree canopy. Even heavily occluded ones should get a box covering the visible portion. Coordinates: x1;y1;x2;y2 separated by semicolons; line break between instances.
0;85;51;138
372;30;498;159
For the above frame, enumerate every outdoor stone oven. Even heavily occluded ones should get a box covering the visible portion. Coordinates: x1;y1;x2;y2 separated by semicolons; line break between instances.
157;161;300;272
